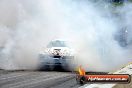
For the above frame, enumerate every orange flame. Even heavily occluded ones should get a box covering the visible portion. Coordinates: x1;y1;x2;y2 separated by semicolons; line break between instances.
78;66;86;76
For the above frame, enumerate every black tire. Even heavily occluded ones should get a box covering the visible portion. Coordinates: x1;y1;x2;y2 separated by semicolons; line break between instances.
79;76;87;85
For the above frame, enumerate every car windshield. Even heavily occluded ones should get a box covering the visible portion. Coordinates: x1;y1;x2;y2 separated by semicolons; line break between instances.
47;40;67;47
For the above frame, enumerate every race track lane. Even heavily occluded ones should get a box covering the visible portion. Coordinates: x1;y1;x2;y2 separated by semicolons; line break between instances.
0;71;80;88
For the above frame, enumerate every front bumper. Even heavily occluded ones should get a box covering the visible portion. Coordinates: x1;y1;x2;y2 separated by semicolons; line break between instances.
39;54;74;70
41;57;71;65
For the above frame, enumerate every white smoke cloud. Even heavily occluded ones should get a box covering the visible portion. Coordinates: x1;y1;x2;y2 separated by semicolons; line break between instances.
0;0;132;71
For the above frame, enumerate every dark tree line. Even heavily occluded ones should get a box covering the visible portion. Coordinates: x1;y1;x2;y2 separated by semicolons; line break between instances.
112;0;124;2
109;0;129;2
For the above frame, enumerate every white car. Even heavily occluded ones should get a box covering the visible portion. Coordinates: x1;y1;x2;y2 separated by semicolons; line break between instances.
39;40;74;71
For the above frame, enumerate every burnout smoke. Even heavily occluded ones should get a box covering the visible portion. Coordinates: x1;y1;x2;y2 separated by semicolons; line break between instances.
0;0;131;71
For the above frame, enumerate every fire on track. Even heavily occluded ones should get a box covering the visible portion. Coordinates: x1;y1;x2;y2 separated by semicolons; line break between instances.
79;63;132;88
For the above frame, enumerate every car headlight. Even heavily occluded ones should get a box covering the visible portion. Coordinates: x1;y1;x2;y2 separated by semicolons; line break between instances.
62;49;70;56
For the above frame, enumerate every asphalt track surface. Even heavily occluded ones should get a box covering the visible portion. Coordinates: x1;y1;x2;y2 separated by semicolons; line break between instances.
0;70;81;88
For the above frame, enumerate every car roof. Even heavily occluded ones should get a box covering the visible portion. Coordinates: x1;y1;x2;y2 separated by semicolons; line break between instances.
47;40;67;47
